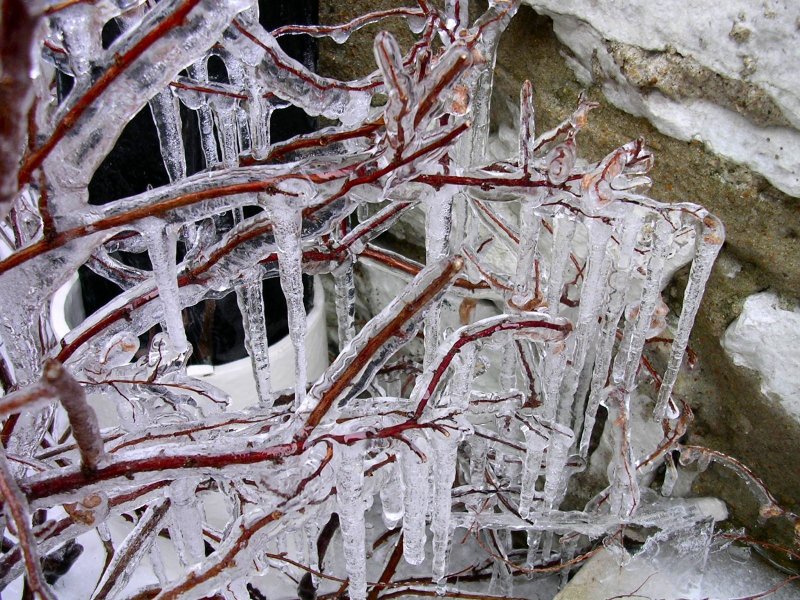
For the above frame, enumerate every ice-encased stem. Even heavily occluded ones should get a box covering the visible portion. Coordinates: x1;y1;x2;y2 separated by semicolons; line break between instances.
91;498;170;599
144;222;189;353
430;433;458;585
236;273;273;407
335;443;367;600
655;216;723;418
400;435;431;565
333;259;356;350
266;196;307;409
605;388;639;517
169;478;206;567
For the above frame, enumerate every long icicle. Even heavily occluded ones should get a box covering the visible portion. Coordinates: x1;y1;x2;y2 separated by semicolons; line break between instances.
336;443;367;600
144;220;189;353
265;194;307;410
333;258;356;351
655;214;724;418
236;273;273;408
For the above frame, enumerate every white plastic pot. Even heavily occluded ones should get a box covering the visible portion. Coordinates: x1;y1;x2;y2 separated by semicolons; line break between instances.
50;274;329;413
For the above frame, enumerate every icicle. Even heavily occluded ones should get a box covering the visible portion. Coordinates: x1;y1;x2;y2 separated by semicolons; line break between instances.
143;220;189;353
465;435;488;511
655;215;724;418
236;273;273;408
264;194;307;409
188;61;221;167
236;104;252;156
605;388;639;517
214;104;240;167
150;544;168;588
54;5;103;84
400;435;431;565
545;212;577;317
169;478;206;567
662;452;679;497
423;192;453;367
149;89;187;182
445;344;476;410
519;80;536;173
304;519;321;587
335;443;367;600
559;532;580;587
379;462;405;529
558;219;613;425
511;201;542;309
543;424;573;509
248;92;273;160
540;337;567;422
519;426;548;518
430;432;458;587
540;531;555;564
333;259;356;350
525;531;541;571
579;210;644;456
499;336;517;391
454;1;518;167
612;219;672;391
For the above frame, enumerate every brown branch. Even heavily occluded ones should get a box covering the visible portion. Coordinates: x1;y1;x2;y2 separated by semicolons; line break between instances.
0;0;39;219
0;452;55;599
91;498;171;598
0;384;57;419
42;360;104;473
19;0;205;185
156;510;283;599
298;255;465;439
367;532;404;600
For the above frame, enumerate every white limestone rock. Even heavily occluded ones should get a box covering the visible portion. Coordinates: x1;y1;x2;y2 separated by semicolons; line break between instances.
524;0;800;196
722;291;800;422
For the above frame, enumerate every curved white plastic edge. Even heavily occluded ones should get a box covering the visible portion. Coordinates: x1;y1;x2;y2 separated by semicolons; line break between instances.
50;275;329;412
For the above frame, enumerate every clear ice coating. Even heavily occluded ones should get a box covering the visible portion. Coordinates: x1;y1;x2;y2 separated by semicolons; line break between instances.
335;443;368;600
0;1;748;599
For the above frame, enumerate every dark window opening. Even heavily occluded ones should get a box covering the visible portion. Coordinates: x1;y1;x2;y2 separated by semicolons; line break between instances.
69;0;319;367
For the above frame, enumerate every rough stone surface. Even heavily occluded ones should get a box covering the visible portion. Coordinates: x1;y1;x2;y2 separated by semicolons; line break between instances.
317;0;800;554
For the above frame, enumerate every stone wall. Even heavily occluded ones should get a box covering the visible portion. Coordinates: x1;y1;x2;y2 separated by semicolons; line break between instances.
317;0;800;547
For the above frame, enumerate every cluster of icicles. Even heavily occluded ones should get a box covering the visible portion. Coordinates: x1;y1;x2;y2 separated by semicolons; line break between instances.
0;1;729;599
